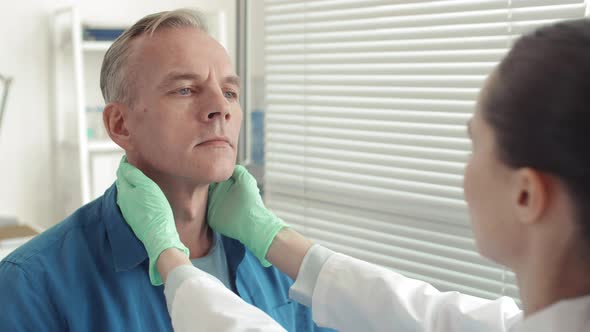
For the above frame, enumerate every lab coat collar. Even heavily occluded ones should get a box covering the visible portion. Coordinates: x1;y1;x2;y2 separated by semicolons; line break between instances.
102;183;148;272
511;293;590;331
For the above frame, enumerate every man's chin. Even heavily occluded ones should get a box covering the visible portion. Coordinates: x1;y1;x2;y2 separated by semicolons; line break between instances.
209;171;233;183
200;164;235;184
188;150;236;182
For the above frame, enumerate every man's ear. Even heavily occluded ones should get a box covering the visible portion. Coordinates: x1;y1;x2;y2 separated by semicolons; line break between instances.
513;168;550;225
103;102;133;151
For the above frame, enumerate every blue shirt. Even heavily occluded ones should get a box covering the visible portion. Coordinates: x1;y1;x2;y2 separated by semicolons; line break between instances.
191;231;232;290
0;184;335;332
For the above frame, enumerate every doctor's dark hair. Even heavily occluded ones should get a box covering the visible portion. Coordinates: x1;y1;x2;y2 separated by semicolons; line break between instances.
481;19;590;240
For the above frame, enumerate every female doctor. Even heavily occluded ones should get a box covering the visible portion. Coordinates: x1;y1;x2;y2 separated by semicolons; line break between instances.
116;19;590;332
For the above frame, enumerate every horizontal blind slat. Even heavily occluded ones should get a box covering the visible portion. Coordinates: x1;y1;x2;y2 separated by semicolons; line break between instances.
266;156;464;187
267;134;470;163
267;95;476;113
267;0;509;22
267;74;487;88
266;36;512;54
266;163;465;199
266;49;507;64
304;224;502;279
266;115;469;135
267;85;481;100
266;148;466;175
267;105;473;122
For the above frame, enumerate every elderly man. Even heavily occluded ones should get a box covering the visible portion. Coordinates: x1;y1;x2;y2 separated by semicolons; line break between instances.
0;9;333;332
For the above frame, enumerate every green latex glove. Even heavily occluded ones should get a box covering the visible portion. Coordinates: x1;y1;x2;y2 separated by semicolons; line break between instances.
208;165;287;267
115;156;189;286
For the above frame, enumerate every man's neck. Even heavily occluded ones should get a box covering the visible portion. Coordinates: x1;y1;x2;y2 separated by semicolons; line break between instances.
129;158;213;259
161;181;212;259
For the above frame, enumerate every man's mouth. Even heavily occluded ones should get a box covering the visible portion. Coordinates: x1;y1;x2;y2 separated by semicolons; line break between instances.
198;136;232;147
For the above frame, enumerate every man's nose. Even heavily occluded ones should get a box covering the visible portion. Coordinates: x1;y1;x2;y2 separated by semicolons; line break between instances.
200;87;231;122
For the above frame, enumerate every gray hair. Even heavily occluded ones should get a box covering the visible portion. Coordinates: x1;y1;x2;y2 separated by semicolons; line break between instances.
100;8;209;105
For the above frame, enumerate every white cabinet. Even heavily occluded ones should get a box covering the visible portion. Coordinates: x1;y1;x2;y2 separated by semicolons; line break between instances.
52;7;227;219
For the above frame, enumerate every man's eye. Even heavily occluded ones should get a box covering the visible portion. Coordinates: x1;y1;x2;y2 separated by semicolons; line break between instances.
223;91;238;99
178;88;192;96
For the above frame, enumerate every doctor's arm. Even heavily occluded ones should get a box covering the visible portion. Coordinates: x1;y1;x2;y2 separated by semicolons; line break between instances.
209;166;524;332
157;249;287;332
265;229;523;332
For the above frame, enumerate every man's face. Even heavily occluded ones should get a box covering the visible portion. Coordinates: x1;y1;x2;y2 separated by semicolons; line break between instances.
125;27;242;185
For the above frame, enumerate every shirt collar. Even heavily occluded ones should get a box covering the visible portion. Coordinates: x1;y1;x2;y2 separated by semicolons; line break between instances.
221;235;245;291
102;183;148;272
101;183;248;276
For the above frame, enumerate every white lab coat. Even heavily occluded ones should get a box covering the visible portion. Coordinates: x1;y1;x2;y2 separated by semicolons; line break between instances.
166;249;590;332
167;266;286;332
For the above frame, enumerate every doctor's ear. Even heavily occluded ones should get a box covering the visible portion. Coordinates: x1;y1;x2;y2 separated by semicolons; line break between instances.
513;168;550;225
103;102;133;151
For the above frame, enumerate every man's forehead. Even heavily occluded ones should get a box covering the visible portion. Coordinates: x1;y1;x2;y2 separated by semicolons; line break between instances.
129;28;236;81
132;27;232;64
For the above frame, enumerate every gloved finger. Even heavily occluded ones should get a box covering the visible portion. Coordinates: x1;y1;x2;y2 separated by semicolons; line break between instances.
235;166;258;188
116;163;131;185
116;168;142;193
115;170;134;192
232;164;248;183
116;155;147;184
208;179;232;201
116;156;135;180
123;167;149;186
208;182;218;197
118;161;152;188
232;164;248;179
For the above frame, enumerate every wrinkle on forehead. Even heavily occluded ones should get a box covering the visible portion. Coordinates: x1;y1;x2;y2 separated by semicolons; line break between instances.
125;27;236;102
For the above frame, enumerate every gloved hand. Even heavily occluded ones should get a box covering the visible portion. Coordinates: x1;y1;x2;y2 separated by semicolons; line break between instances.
115;156;189;286
208;165;287;267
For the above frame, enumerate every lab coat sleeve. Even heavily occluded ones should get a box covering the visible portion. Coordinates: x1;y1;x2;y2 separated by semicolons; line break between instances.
164;265;287;332
309;251;523;332
289;244;334;306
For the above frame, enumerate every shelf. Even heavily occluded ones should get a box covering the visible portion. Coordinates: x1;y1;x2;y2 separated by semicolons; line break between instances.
88;140;122;153
82;41;112;52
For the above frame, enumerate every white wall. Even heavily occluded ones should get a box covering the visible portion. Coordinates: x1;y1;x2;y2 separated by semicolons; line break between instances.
0;0;236;229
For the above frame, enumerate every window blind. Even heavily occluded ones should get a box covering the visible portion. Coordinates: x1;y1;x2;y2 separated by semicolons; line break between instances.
263;0;587;302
